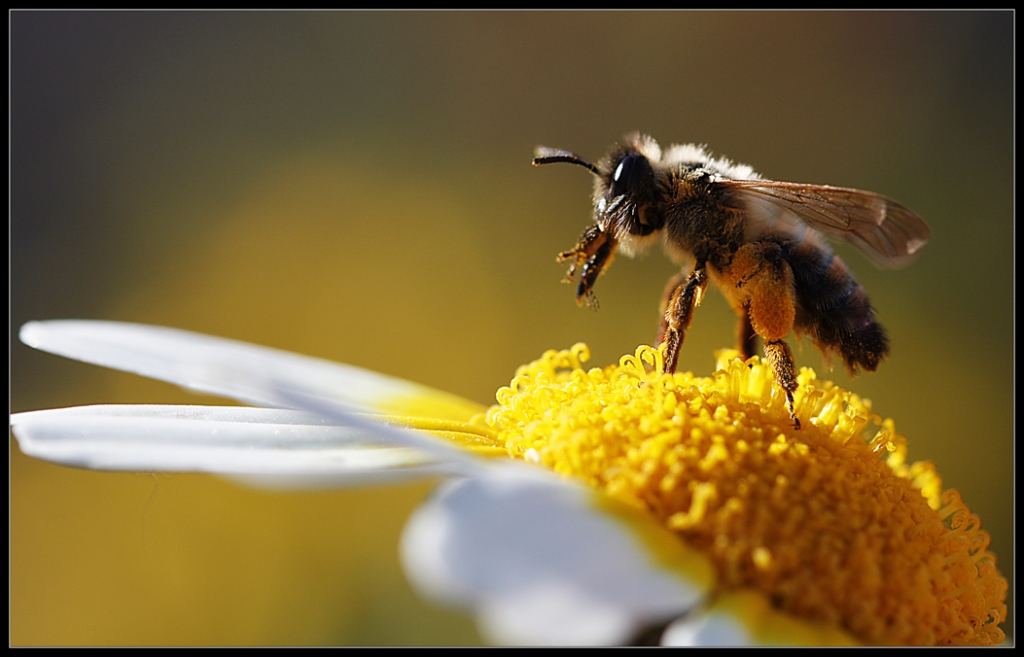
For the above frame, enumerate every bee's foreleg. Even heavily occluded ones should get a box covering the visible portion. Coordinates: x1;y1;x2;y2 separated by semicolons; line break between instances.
576;237;615;309
557;223;604;280
660;263;708;374
557;224;616;307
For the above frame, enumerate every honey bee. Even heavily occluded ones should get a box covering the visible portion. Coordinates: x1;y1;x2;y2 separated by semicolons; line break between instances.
534;133;930;429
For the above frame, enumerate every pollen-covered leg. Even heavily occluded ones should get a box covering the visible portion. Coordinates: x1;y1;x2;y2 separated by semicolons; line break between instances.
558;224;617;308
661;265;708;374
743;244;796;344
740;244;800;428
763;339;800;429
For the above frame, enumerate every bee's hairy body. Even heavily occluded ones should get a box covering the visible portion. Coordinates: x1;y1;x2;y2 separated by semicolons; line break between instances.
535;134;929;429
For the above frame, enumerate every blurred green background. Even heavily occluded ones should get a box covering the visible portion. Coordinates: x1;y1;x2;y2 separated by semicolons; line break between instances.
11;11;1012;645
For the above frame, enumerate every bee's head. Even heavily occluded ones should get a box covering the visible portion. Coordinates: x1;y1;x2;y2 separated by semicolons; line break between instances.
533;134;665;240
595;147;664;238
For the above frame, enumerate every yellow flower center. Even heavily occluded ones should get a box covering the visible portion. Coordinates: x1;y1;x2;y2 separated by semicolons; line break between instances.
476;344;1007;646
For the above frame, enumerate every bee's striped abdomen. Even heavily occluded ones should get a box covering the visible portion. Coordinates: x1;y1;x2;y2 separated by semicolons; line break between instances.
787;240;890;374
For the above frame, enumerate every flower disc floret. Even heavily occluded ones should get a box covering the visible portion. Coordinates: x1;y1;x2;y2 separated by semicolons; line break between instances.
483;344;1007;646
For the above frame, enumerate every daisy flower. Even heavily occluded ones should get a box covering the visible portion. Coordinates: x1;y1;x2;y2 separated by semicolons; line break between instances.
11;320;1007;646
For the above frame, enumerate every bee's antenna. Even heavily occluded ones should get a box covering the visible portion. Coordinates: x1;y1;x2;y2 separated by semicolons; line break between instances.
533;147;601;176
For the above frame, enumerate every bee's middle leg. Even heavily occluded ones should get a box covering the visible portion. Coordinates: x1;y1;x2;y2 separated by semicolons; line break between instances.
659;264;708;374
737;309;757;360
657;270;689;345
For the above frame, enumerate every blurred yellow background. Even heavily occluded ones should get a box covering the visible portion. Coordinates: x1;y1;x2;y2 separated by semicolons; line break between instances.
11;11;1012;645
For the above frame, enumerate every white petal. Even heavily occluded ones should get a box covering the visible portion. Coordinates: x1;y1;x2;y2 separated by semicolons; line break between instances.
266;381;488;475
661;604;752;646
400;465;715;645
20;320;484;421
661;590;858;647
11;405;465;486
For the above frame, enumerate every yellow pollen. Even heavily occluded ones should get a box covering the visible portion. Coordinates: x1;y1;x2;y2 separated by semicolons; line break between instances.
480;343;1007;646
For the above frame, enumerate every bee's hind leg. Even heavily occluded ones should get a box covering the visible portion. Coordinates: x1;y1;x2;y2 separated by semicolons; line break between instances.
739;241;800;429
763;339;800;430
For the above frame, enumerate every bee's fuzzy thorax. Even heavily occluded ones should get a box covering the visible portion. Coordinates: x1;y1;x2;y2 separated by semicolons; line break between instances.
661;142;761;182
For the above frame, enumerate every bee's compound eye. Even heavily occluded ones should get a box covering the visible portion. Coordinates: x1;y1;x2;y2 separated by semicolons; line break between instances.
612;155;637;196
611;154;651;198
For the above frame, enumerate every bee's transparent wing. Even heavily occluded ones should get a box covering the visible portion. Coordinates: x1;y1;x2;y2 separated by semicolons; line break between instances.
723;180;930;268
